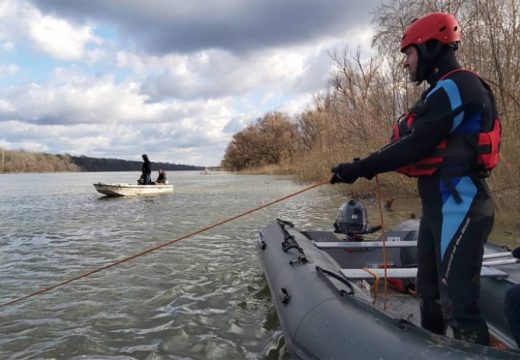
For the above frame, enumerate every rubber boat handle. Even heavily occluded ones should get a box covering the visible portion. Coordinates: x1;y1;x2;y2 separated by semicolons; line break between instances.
279;287;291;305
276;218;294;228
316;266;355;296
257;238;266;250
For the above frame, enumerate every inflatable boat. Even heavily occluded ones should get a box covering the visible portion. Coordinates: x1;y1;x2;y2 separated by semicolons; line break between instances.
257;199;520;359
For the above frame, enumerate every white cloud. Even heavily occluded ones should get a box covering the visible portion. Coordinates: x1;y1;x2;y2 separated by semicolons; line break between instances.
0;67;244;165
0;40;14;52
0;0;383;166
0;0;101;61
0;118;232;165
27;0;381;55
26;10;99;60
0;1;26;42
277;93;318;116
124;45;330;101
0;98;13;111
0;63;19;77
1;72;156;124
85;47;108;65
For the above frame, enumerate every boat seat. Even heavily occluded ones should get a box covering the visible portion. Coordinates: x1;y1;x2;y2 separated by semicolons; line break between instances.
483;251;516;260
340;266;508;280
313;240;417;249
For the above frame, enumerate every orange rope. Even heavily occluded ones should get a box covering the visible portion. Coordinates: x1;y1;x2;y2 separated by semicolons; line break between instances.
363;267;380;304
0;178;330;309
374;175;389;311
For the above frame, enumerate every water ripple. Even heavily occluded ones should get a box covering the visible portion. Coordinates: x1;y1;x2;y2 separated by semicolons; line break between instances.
0;171;428;359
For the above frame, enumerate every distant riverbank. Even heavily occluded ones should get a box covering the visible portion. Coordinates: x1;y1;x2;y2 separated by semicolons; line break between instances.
0;147;205;173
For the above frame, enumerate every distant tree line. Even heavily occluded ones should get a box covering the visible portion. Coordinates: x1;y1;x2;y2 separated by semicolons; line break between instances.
70;155;204;172
221;112;300;171
0;148;204;173
221;0;520;213
0;148;80;173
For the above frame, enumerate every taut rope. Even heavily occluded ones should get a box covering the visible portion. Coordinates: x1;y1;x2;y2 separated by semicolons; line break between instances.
0;178;329;309
375;175;389;310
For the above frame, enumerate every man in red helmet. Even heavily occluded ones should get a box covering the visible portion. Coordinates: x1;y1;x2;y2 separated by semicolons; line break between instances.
330;13;500;345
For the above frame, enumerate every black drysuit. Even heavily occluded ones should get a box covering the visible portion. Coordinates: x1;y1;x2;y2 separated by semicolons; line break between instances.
358;59;497;344
142;156;152;185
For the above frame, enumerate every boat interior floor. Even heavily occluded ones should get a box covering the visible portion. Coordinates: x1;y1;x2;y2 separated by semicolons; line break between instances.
301;229;518;348
366;285;421;324
357;281;508;343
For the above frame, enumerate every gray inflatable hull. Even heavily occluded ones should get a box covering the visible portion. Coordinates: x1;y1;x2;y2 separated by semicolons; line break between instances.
258;220;520;359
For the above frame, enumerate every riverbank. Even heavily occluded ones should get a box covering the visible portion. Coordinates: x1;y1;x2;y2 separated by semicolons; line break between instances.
0;147;204;173
235;165;520;247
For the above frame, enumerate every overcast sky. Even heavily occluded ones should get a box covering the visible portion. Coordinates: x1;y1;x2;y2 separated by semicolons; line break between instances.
0;0;382;166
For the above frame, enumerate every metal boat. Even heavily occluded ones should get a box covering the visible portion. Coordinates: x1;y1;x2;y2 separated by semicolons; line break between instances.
93;182;174;197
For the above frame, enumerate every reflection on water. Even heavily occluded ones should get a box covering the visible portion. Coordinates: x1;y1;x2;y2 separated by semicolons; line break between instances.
0;171;517;359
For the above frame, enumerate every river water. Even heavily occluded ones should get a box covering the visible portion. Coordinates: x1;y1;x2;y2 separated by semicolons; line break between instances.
0;171;517;359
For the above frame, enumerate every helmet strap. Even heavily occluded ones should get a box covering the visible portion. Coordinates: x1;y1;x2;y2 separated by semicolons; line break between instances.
417;41;445;59
415;41;459;85
414;45;434;85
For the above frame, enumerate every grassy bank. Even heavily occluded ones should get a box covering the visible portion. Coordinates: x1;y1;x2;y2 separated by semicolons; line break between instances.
235;164;520;245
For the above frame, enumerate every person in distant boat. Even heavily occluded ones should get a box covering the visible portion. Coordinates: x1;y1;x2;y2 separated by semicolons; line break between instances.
155;169;167;184
137;174;145;185
330;13;500;345
141;154;152;185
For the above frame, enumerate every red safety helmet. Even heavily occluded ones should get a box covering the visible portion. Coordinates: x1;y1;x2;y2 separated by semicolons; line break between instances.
400;13;461;52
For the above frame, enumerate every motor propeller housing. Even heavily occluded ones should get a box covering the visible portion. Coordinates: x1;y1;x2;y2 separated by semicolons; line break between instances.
334;199;368;235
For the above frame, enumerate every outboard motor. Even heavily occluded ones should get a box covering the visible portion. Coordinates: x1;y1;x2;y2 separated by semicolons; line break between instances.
334;199;383;241
334;199;369;241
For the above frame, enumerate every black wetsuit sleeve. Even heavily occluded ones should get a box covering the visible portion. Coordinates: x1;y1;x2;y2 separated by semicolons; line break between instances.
359;86;455;177
142;160;151;174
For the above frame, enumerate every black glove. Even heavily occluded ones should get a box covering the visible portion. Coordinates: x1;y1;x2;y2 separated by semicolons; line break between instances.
513;247;520;259
330;162;364;184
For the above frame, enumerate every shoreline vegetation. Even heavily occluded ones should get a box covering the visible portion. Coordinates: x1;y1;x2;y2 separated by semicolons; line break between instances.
221;1;520;219
0;148;204;173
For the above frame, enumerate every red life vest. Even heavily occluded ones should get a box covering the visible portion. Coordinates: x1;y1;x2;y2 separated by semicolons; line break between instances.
391;71;501;177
